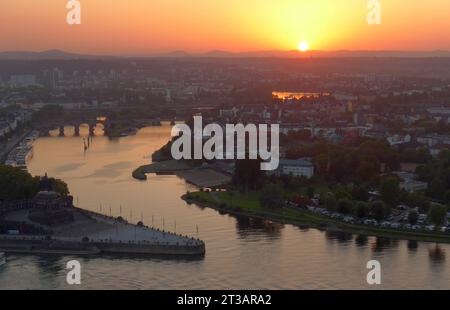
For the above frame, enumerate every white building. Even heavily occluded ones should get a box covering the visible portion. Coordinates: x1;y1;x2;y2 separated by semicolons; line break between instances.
277;158;314;179
387;134;411;146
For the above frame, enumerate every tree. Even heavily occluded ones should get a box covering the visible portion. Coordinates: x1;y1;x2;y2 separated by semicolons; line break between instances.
337;199;354;215
380;177;400;207
233;158;263;191
356;160;378;182
408;211;419;225
48;178;69;197
441;168;450;188
334;187;352;200
428;205;447;227
405;192;425;207
314;153;329;176
259;183;284;209
287;177;303;192
324;193;337;211
371;201;388;221
427;178;446;200
352;185;369;202
444;190;450;205
306;186;315;199
416;148;432;163
355;201;370;218
0;165;40;200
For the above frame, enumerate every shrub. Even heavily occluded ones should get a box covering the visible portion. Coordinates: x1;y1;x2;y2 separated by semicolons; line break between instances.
337;199;354;215
355;202;370;218
371;200;388;221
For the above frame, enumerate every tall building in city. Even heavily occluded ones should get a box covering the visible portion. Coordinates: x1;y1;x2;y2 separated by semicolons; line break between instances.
43;68;63;89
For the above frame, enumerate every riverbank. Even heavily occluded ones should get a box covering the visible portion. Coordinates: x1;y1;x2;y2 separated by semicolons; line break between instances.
0;129;32;162
0;206;205;257
132;160;192;180
183;191;450;244
133;160;231;187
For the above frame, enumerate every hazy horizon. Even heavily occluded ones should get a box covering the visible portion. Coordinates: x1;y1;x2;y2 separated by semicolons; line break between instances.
1;0;450;55
2;48;450;59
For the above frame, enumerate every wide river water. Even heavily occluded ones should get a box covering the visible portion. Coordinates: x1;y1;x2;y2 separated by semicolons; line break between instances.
0;124;449;289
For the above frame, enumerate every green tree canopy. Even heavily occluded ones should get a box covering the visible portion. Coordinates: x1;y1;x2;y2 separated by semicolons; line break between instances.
408;211;419;225
380;177;400;207
0;165;40;200
337;199;354;215
354;201;370;218
371;200;389;221
428;205;447;227
233;158;263;191
324;193;337;211
259;183;284;209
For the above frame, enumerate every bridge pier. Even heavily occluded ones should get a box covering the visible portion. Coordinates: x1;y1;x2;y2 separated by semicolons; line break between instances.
59;125;65;137
89;124;95;136
74;125;80;136
40;128;51;137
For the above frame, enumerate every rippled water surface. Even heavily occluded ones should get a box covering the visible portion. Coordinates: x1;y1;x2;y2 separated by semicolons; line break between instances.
0;124;448;289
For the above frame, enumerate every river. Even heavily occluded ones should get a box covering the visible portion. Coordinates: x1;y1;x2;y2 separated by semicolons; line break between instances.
0;123;448;289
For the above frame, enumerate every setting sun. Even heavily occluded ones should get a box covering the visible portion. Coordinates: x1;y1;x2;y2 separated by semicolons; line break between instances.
298;41;309;52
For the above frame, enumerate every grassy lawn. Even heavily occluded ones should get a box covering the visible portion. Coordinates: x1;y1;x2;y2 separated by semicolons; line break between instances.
190;185;329;210
216;191;261;210
185;190;329;226
186;191;217;204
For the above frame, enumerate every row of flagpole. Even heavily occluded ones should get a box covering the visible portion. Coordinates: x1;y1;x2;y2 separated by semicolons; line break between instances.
81;200;200;236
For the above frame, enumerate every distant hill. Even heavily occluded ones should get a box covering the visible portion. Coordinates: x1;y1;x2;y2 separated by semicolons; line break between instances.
162;50;191;58
0;49;110;60
163;50;450;58
1;49;450;60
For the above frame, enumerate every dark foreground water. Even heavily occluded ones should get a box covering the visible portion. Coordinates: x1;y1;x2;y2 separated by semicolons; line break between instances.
0;124;448;289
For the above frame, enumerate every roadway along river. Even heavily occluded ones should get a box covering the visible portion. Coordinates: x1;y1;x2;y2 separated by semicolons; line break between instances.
0;123;449;289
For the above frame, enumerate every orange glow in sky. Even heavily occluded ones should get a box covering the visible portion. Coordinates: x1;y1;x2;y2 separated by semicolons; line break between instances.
0;0;449;54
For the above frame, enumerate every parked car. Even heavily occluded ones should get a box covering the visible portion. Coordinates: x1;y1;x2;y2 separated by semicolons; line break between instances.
390;223;401;229
380;221;391;228
343;216;354;223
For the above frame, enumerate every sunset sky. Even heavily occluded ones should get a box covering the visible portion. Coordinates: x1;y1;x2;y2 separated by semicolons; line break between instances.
0;0;449;55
